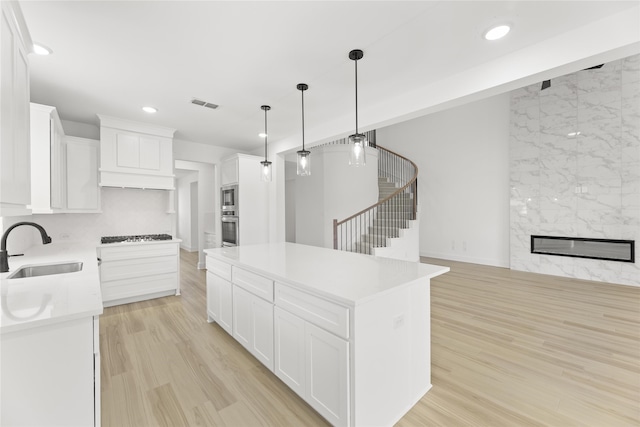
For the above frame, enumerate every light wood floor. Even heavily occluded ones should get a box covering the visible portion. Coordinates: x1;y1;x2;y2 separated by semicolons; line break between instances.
100;251;640;426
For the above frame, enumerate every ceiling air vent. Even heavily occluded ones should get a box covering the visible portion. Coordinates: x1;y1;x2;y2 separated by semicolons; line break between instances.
191;98;219;109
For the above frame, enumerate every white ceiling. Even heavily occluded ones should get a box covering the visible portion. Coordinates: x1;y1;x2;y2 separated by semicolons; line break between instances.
21;1;640;153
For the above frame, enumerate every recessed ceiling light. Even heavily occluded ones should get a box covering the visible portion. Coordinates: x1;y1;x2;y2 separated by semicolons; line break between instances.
33;42;52;55
142;106;157;113
258;133;267;138
484;24;511;41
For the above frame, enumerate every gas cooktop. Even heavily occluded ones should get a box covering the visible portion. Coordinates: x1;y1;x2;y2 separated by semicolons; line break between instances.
100;234;173;244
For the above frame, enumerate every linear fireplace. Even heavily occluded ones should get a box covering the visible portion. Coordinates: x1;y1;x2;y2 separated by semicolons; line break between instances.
531;235;635;263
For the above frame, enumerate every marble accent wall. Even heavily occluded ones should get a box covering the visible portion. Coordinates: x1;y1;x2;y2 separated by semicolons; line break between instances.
510;54;639;287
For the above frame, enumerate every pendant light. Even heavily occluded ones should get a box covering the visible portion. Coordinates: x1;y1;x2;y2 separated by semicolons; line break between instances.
259;105;272;182
296;83;311;176
348;49;367;167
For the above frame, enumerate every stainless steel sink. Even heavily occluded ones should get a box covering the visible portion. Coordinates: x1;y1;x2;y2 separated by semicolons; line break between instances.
8;261;83;279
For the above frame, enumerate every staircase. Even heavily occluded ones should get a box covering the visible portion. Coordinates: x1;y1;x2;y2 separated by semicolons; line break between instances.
333;142;419;261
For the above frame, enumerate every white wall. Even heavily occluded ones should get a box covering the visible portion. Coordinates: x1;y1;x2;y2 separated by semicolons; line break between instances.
377;93;511;267
190;182;198;249
176;172;198;251
61;120;99;140
294;145;379;249
284;161;296;243
173;138;240;164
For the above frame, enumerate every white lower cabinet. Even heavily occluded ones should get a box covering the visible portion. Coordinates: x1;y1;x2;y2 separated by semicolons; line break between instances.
219;277;233;334
251;293;274;369
206;272;220;320
274;307;349;426
305;321;349;426
274;307;305;397
99;242;180;307
232;285;274;370
1;315;100;426
206;272;233;335
232;284;252;347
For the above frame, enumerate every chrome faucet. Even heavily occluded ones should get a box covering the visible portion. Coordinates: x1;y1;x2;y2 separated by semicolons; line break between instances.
1;222;52;273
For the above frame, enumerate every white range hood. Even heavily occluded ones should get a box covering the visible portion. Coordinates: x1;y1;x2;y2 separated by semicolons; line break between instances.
97;115;176;190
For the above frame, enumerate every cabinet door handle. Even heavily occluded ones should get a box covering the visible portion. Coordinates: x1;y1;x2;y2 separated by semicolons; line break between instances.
97;257;102;266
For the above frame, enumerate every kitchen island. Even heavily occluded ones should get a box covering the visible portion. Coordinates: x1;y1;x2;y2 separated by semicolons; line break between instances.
205;242;449;427
0;242;102;426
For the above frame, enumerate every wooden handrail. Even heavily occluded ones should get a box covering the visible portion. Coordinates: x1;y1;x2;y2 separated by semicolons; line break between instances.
333;145;418;249
335;145;418;226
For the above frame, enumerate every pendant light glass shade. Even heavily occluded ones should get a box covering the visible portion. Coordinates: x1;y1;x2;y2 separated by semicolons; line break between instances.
296;83;311;176
297;150;310;176
348;133;367;166
260;160;272;182
259;105;272;182
348;49;366;167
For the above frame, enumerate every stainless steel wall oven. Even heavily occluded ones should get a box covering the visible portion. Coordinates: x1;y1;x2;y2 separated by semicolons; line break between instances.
221;215;238;247
221;184;238;213
221;185;239;247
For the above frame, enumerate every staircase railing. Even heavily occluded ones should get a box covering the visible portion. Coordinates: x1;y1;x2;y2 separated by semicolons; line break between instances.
333;144;418;253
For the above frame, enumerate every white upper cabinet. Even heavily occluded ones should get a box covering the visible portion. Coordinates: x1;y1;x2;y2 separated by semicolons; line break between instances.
220;156;239;186
65;136;100;212
0;1;32;216
97;115;176;190
29;103;65;213
30;104;101;214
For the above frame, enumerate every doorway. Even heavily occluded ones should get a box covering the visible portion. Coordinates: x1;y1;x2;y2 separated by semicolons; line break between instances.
175;159;216;269
176;170;199;252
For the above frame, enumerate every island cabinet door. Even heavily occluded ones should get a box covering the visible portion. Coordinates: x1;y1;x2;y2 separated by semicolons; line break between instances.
232;285;274;370
274;307;306;398
305;322;349;427
206;272;220;322
233;285;252;349
251;296;274;371
206;272;233;335
219;278;233;335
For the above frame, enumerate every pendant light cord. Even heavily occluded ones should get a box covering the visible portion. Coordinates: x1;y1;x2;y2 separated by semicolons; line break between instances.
354;57;359;135
301;89;305;150
264;108;268;161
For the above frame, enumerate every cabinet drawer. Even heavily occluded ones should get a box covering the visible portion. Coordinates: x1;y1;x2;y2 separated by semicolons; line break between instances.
206;256;232;281
232;267;274;302
275;284;349;339
100;255;177;282
102;272;178;302
99;243;177;261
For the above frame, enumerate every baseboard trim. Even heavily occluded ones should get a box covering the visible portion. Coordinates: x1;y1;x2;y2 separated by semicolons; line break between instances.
180;243;197;252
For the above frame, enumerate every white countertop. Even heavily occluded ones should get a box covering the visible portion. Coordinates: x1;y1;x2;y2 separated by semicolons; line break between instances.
205;242;449;306
0;242;103;334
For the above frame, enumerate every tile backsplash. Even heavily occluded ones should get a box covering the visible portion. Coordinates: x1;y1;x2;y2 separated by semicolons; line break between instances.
510;54;639;286
3;188;174;254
